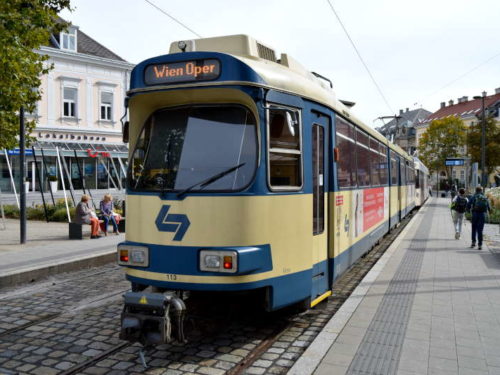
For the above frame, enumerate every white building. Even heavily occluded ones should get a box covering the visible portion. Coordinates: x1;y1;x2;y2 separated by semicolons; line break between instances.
1;22;135;193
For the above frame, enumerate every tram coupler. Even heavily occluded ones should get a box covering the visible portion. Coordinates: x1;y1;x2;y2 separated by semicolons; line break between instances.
120;291;187;346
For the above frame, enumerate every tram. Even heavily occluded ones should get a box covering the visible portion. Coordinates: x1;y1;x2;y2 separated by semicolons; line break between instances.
414;157;430;207
117;35;425;346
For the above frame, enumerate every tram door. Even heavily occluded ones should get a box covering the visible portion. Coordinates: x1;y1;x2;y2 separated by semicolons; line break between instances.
398;157;403;221
311;116;329;302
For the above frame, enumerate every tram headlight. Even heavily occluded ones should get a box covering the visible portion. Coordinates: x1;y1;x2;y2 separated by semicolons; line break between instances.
117;245;149;267
200;250;237;273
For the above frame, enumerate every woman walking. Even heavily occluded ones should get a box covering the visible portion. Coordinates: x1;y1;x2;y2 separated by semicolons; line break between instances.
451;188;468;239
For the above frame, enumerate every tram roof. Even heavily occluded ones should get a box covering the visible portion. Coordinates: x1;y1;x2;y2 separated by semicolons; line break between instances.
132;34;412;160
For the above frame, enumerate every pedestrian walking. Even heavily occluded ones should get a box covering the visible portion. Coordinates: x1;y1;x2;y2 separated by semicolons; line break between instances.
467;186;492;250
451;188;468;239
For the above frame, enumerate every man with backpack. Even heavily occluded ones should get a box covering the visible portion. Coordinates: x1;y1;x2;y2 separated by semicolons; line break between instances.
467;186;492;250
451;188;468;239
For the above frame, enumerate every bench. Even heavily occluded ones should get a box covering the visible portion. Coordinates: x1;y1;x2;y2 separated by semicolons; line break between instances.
69;222;86;240
69;218;125;240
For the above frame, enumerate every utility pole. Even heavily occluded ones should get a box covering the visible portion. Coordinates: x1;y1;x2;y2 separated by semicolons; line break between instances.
473;91;487;188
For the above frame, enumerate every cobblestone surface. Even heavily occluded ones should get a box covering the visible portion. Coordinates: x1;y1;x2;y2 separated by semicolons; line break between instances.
0;215;412;375
484;222;500;253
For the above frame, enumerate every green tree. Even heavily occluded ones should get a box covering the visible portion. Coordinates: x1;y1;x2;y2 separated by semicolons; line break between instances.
417;116;467;176
0;0;71;149
466;116;500;177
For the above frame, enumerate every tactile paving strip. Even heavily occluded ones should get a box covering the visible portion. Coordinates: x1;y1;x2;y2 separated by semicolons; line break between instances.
346;205;435;375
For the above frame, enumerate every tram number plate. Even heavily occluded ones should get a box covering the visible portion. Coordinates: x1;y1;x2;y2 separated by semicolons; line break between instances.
163;274;178;281
144;59;220;85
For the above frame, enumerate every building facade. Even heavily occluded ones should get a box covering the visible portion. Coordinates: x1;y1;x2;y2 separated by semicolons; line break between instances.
0;23;135;195
376;108;432;155
415;88;500;188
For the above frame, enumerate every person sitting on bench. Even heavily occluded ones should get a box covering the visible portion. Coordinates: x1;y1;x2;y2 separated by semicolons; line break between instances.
99;193;119;236
75;195;101;239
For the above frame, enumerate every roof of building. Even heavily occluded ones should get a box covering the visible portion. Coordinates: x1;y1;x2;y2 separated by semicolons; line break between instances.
377;108;432;135
423;92;500;123
47;20;127;62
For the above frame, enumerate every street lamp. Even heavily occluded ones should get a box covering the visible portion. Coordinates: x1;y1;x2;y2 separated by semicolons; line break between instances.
376;115;402;145
473;91;487;187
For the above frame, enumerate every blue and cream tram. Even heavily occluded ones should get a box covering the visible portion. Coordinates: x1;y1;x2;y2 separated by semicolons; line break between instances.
117;35;423;345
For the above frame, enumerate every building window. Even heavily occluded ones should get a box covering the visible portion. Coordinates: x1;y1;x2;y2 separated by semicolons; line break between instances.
63;87;77;118
60;28;77;52
100;92;113;121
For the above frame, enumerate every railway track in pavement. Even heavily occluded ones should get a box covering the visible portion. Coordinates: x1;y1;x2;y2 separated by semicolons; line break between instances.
0;213;414;375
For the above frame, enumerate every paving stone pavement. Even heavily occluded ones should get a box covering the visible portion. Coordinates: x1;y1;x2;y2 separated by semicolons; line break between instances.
0;206;415;375
311;198;500;375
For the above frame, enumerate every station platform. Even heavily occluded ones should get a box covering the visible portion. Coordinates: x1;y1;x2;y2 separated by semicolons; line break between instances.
291;197;500;375
0;218;122;288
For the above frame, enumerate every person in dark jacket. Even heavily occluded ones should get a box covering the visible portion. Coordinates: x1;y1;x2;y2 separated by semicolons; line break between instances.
75;195;101;239
467;186;491;250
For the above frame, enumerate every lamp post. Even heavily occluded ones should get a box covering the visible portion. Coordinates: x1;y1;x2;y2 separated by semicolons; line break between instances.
473;91;487;188
376;115;402;145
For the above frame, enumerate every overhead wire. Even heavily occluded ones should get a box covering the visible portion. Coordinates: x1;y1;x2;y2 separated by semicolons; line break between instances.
325;0;394;114
418;50;500;103
143;0;202;38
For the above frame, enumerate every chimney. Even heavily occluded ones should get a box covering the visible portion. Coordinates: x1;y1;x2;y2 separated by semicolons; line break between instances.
458;96;469;104
440;102;446;108
463;96;468;102
406;108;409;112
496;87;500;94
448;99;454;106
399;109;403;115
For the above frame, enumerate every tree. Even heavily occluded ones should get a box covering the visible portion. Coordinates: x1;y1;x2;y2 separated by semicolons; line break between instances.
417;116;467;176
0;0;71;149
466;116;500;177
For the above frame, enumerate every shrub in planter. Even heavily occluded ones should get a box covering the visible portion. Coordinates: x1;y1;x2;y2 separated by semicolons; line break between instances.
47;175;58;182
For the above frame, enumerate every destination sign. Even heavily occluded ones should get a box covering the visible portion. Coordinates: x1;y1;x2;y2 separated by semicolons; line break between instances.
445;158;464;166
144;59;220;85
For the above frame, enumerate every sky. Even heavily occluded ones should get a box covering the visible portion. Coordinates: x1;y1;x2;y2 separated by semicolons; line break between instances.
60;0;500;128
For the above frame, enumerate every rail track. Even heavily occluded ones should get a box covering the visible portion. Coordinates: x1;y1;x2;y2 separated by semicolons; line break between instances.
0;213;414;375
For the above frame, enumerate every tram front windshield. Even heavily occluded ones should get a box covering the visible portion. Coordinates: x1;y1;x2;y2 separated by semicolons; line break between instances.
128;105;257;192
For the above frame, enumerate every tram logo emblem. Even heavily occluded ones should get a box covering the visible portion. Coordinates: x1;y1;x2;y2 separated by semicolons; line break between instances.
155;205;190;241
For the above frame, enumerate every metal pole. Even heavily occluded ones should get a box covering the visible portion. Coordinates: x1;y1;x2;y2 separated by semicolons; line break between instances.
0;187;6;230
32;147;49;222
99;157;118;190
73;149;87;196
480;95;486;188
20;106;26;244
109;157;123;190
60;154;75;206
40;147;55;206
56;147;71;223
73;150;96;210
4;149;19;209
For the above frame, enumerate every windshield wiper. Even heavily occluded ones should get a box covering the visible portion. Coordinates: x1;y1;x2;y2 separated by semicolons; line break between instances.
177;162;246;198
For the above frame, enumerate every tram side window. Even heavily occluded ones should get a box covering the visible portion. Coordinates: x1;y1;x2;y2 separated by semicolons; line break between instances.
369;137;381;186
268;107;302;189
356;130;371;187
335;117;356;188
390;152;398;186
379;144;388;185
401;162;406;186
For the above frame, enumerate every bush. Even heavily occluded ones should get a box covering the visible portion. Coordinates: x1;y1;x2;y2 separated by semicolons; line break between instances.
51;207;75;222
3;204;19;219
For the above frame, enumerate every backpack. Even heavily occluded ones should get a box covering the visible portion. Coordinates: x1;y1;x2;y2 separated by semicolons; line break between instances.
473;194;488;213
453;196;467;213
